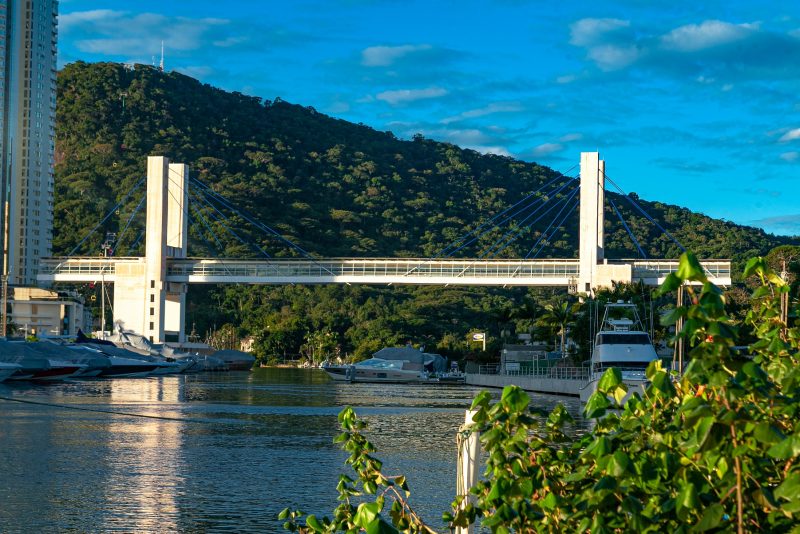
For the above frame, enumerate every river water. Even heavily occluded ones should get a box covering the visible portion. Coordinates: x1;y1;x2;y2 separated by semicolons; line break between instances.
0;368;586;532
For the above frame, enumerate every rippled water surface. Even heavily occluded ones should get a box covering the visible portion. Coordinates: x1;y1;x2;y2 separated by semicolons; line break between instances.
0;368;586;532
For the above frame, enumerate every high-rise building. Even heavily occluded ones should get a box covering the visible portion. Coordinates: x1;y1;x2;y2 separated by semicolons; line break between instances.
0;0;58;286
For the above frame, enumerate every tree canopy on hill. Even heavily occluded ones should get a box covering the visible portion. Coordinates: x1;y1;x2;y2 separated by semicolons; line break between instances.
53;61;799;359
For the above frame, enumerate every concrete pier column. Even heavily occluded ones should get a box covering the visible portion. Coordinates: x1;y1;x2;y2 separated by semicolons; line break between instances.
578;152;605;294
113;156;188;344
165;163;188;342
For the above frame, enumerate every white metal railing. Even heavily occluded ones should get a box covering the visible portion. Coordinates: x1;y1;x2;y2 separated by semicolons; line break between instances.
476;363;589;381
37;256;732;286
38;257;142;276
163;258;582;280
626;259;732;279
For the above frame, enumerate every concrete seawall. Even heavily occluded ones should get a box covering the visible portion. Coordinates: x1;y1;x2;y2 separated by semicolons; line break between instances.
466;373;586;397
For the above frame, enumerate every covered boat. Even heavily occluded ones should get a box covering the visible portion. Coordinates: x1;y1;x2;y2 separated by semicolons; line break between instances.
323;345;447;383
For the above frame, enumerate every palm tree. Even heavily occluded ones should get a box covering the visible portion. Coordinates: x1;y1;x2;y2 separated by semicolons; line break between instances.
537;298;580;356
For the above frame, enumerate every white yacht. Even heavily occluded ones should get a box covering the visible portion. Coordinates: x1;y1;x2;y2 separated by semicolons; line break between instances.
579;301;659;403
322;345;447;383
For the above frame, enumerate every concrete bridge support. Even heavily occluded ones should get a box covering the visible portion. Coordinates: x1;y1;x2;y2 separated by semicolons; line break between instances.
112;156;188;343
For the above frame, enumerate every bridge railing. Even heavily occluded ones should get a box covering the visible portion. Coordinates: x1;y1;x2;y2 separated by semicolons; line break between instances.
475;363;589;381
165;258;583;279
38;257;142;275
623;259;732;280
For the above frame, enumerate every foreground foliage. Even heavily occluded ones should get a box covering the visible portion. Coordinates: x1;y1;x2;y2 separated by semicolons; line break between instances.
283;253;800;533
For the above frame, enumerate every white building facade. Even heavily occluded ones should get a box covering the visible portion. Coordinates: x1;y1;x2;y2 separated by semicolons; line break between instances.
0;0;58;286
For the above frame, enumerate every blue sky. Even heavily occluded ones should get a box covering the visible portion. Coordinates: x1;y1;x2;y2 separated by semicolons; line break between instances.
58;1;800;237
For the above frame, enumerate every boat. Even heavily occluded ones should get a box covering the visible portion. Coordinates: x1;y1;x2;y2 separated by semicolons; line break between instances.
212;349;255;371
323;345;448;383
578;301;659;404
0;341;83;381
323;358;430;383
0;362;22;382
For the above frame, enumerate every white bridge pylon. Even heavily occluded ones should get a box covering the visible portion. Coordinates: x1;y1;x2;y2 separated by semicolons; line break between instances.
37;154;732;343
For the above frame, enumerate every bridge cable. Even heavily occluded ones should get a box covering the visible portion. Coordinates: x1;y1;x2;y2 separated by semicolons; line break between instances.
187;202;239;278
448;182;579;279
401;169;578;275
527;193;581;260
189;202;228;256
190;188;276;262
437;168;576;257
608;195;647;259
114;192;146;255
66;176;146;257
481;180;579;259
126;229;145;255
190;178;339;278
445;177;577;259
602;172;685;252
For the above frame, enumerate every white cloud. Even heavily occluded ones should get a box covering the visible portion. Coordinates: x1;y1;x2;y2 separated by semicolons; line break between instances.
60;9;231;56
780;151;799;162
361;44;432;67
465;146;512;157
375;87;447;105
531;143;563;157
174;65;214;78
779;128;800;142
60;9;122;31
559;133;582;142
569;18;630;46
660;20;756;52
556;74;577;84
440;102;523;124
587;44;640;71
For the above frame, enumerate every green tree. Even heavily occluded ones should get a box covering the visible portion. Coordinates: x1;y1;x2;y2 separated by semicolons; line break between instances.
536;297;580;355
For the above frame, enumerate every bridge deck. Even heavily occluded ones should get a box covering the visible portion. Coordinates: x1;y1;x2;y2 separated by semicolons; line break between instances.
37;257;732;287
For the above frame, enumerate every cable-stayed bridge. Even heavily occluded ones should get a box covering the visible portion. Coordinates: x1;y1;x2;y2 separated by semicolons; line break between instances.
37;153;732;343
40;257;731;287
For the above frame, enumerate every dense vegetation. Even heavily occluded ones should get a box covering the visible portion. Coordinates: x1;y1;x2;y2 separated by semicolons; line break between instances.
282;254;800;533
54;62;799;360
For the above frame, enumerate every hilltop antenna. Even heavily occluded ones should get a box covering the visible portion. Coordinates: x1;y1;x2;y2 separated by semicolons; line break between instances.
159;41;165;71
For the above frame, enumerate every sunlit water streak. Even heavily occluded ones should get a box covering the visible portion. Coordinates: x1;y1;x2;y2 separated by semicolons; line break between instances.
0;368;588;532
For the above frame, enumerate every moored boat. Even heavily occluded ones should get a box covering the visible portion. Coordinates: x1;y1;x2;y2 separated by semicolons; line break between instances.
323;345;448;383
579;301;659;404
0;362;22;382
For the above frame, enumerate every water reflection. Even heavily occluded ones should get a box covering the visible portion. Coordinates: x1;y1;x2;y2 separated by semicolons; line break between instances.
0;368;589;532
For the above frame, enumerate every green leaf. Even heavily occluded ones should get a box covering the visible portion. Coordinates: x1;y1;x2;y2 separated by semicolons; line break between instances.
583;436;612;459
676;482;699;519
607;451;630;477
753;422;782;445
305;514;323;531
694;416;716;449
354;502;381;527
471;390;492;410
775;473;800;502
676;251;707;282
597;368;622;393
365;517;399;534
540;492;558;511
584;391;611;419
691;503;725;532
500;385;529;412
659;272;683;294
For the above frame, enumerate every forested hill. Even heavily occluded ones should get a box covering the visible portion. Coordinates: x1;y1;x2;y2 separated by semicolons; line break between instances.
54;61;795;265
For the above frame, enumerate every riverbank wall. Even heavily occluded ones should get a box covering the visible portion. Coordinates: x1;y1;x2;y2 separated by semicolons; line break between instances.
465;373;585;397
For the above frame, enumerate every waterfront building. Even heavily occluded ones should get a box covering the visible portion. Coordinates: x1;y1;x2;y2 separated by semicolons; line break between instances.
0;0;58;286
9;286;89;337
